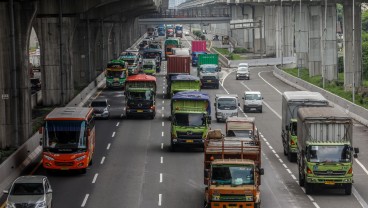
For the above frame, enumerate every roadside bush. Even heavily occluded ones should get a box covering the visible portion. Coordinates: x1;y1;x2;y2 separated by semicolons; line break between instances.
232;47;247;54
192;30;202;38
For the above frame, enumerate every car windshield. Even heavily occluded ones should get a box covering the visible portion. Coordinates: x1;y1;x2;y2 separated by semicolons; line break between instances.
202;67;218;73
106;71;125;78
127;91;153;101
245;94;261;100
91;101;107;107
308;145;352;163
218;98;237;110
226;130;253;138
45;120;87;151
174;113;206;127
212;165;254;185
237;67;248;72
11;183;44;195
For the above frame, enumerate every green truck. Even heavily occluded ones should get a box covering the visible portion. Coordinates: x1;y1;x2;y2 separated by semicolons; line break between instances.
119;54;139;75
281;91;329;162
197;54;220;89
169;74;201;98
105;59;128;89
170;91;211;151
297;107;359;195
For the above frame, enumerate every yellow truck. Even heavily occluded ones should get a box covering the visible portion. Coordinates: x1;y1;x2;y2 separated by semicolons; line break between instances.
204;117;263;208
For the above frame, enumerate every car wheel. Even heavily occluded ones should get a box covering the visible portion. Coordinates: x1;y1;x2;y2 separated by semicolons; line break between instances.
259;107;262;113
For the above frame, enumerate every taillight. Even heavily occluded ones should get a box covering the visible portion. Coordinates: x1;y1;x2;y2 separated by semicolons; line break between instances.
307;167;313;174
290;140;295;145
347;167;353;174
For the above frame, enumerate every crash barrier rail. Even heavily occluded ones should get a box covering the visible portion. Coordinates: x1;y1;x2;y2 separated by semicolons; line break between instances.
273;66;368;127
0;33;146;197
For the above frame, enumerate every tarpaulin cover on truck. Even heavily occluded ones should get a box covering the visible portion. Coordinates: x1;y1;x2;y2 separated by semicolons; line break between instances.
171;91;211;114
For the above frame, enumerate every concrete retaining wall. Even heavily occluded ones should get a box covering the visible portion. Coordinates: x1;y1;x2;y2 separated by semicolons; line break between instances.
273;66;368;127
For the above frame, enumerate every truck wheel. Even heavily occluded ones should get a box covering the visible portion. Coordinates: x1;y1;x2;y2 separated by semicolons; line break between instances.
259;107;262;113
288;152;293;162
299;171;304;187
216;118;220;122
345;184;352;195
304;180;313;195
243;107;247;113
171;143;176;152
255;203;260;208
216;84;219;89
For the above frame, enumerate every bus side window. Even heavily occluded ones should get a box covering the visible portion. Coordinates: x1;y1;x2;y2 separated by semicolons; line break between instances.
88;116;95;130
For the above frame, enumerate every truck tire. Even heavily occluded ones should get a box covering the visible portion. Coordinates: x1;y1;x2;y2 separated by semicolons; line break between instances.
243;107;247;113
255;202;260;208
345;184;352;195
259;107;262;113
304;180;312;195
171;143;176;152
288;152;293;162
299;171;304;187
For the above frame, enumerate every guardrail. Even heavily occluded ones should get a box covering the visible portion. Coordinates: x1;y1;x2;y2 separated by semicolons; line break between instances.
273;66;368;127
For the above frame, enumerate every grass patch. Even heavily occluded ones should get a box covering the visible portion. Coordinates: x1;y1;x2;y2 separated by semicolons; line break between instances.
283;68;368;109
214;47;230;55
213;48;245;60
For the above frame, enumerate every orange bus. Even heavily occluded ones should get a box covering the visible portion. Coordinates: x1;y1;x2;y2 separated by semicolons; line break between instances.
40;107;95;173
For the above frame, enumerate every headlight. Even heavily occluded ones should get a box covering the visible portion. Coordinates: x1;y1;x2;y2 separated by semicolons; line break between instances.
75;155;86;162
236;74;239;77
216;112;223;116
103;108;109;113
44;155;54;161
36;201;47;208
6;202;15;208
245;195;254;202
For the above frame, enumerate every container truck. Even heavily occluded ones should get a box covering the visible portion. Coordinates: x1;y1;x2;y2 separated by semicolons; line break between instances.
191;40;207;66
166;55;191;97
175;25;183;37
125;74;156;119
164;38;181;59
297;107;359;195
204;117;263;208
281;91;329;162
170;91;211;151
197;54;220;89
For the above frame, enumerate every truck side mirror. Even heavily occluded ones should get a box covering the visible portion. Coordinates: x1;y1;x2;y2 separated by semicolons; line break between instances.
354;147;360;154
242;97;244;100
214;102;216;107
259;168;264;175
39;139;42;146
3;189;9;194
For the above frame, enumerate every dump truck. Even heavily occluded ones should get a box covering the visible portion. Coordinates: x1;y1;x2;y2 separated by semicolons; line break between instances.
197;54;220;89
169;74;201;98
141;59;156;75
204;117;263;208
297;107;359;195
281;91;329;162
170;91;211;151
125;74;156;119
166;55;191;98
105;59;128;89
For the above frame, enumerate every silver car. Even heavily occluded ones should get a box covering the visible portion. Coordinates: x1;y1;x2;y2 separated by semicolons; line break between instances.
90;99;110;119
4;175;53;208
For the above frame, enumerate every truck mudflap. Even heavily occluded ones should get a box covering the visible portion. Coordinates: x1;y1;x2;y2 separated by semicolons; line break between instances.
210;201;259;208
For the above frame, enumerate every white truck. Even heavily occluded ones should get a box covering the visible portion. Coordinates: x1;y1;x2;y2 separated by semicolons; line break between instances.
281;91;329;162
214;94;239;122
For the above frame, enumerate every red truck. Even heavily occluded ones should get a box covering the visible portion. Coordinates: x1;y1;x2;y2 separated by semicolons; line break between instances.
191;40;207;52
166;55;191;97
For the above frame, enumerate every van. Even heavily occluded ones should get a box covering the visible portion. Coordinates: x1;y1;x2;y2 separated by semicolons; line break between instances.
214;94;239;122
242;91;263;113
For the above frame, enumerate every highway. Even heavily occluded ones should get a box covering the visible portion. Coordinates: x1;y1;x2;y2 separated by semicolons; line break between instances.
27;33;368;208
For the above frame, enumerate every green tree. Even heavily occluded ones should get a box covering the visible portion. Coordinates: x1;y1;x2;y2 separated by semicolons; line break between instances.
362;10;368;32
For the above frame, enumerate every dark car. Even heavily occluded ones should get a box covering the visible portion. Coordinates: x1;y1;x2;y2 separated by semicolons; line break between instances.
90;99;110;119
30;78;41;93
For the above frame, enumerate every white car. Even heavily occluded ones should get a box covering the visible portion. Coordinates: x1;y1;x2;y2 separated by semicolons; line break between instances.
242;91;263;113
184;31;189;36
238;63;249;68
236;67;250;80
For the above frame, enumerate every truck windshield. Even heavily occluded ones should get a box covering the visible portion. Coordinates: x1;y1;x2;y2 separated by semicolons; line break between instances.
212;165;254;185
45;120;87;152
143;64;153;69
290;121;297;136
202;67;218;73
107;71;125;78
127;91;153;101
308;145;351;163
245;94;261;100
174;113;206;127
218;98;237;110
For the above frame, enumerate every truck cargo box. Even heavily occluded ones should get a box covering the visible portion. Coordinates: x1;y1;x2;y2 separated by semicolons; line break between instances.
198;54;218;66
191;40;207;52
166;55;191;74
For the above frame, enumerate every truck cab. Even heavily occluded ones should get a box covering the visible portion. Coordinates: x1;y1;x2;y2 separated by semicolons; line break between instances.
197;54;220;89
141;59;156;75
242;91;263;113
214;94;239;122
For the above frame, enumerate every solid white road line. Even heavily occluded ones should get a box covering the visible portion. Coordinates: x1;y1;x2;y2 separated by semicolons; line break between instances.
92;173;98;184
353;187;368;208
100;156;105;164
355;159;368;175
258;71;282;95
81;194;89;207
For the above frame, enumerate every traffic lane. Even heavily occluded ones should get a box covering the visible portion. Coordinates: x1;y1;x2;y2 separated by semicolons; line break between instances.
34;88;125;208
238;69;367;207
258;67;368;206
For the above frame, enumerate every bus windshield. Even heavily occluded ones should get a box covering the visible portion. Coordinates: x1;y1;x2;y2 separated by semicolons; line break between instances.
45;120;87;152
106;71;125;78
127;91;153;101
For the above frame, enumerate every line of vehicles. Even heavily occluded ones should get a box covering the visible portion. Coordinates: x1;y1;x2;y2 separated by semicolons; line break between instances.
3;24;362;208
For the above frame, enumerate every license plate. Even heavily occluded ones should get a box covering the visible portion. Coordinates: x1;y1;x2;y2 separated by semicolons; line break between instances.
137;110;143;112
207;80;212;82
95;114;101;117
186;140;193;143
325;181;335;185
251;108;256;111
60;167;69;170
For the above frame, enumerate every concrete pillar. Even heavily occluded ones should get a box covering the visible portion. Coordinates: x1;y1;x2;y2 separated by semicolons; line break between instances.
0;1;37;148
275;5;282;58
283;5;294;57
344;1;362;90
254;5;265;55
35;17;75;106
295;3;309;68
309;6;322;76
265;5;276;57
322;4;338;81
